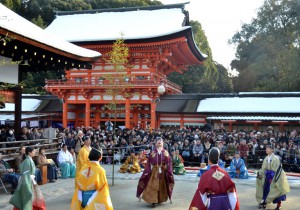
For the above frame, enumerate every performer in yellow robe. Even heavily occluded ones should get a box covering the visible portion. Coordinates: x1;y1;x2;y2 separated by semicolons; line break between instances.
76;136;92;180
71;148;113;210
119;149;141;173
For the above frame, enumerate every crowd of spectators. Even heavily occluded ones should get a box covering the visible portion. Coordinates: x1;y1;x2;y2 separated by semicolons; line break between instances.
1;124;300;173
58;124;300;172
0;126;47;147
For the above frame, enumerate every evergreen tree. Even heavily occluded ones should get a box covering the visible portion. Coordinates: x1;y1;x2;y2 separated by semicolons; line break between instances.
168;20;231;93
22;70;65;94
230;0;300;92
2;0;14;9
1;0;21;11
31;14;45;28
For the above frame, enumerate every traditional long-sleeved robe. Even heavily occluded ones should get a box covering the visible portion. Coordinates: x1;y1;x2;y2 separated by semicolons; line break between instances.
57;150;76;178
172;154;186;175
227;158;249;179
76;145;91;179
256;153;290;204
137;152;148;168
71;161;113;210
136;148;174;204
10;156;46;210
190;165;240;210
119;155;141;173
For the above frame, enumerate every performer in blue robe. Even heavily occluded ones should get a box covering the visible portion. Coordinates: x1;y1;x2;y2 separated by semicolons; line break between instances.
197;158;225;177
227;152;249;179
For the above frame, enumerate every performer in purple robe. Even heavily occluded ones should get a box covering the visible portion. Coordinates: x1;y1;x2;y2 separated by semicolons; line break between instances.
136;137;174;207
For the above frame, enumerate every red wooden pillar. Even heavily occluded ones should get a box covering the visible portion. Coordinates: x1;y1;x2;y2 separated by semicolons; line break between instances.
254;123;258;131
279;123;284;132
133;107;138;128
85;99;91;127
157;113;161;128
180;114;184;128
150;101;156;130
229;121;233;132
95;110;100;126
125;98;131;128
63;101;68;128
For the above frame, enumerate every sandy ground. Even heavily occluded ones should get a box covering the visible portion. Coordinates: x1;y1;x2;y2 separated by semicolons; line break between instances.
1;165;299;210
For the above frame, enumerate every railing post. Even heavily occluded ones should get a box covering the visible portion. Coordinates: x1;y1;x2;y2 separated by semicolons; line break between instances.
112;150;115;186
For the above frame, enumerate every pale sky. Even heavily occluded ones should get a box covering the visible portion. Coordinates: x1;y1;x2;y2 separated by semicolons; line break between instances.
161;0;264;72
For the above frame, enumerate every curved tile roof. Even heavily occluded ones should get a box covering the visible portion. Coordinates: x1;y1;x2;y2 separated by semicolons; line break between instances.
0;3;101;59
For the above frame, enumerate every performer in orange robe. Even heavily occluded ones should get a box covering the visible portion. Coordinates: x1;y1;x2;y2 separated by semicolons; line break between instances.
71;148;113;210
119;149;141;174
76;136;92;180
189;147;240;210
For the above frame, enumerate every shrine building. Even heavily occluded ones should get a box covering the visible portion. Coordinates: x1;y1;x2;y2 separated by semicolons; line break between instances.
44;3;207;129
2;3;299;132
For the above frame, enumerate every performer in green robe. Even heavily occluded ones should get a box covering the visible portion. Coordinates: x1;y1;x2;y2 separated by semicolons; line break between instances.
256;144;290;210
172;150;186;175
9;147;46;210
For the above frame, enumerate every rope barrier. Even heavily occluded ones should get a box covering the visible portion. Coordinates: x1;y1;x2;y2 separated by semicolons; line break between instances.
94;146;300;179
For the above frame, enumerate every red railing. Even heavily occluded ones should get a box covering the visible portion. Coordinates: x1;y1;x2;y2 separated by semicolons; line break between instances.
45;77;182;93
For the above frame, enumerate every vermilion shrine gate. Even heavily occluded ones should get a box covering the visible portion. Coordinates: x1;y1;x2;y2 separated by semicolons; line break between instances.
44;3;206;129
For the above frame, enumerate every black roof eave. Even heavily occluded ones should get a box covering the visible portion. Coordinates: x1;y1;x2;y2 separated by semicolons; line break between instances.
0;27;100;62
0;29;97;71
